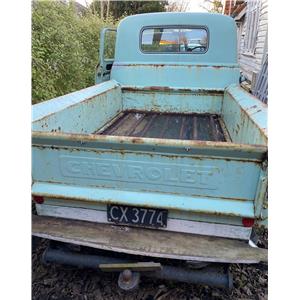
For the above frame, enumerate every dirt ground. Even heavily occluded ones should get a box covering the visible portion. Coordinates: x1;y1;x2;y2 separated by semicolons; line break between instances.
32;227;267;300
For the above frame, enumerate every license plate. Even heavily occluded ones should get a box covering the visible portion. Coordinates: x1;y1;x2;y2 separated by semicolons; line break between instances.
107;204;168;228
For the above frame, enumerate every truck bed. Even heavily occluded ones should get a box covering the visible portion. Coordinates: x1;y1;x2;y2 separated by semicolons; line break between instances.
96;111;227;142
32;82;268;237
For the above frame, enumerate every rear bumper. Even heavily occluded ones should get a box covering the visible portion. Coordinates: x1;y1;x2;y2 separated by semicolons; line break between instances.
32;215;267;264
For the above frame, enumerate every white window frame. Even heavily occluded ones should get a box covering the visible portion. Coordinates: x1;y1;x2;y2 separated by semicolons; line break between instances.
243;0;261;55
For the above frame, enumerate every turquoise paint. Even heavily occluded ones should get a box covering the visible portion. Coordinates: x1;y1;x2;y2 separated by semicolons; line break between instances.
222;85;267;145
111;13;239;89
32;12;268;226
95;28;116;84
112;65;240;90
114;13;237;64
32;182;254;218
32;133;266;161
122;90;223;114
32;146;261;201
32;82;122;133
32;80;120;122
225;85;267;136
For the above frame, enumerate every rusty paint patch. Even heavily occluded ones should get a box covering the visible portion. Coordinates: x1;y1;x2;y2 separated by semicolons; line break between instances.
225;89;268;142
33;86;119;123
32;130;267;155
113;63;239;69
32;131;261;151
33;142;264;165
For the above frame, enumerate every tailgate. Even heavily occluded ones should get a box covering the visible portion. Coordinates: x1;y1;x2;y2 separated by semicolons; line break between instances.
32;133;267;221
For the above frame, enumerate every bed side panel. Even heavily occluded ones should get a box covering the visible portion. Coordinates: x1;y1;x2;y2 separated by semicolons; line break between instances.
222;85;267;145
32;80;122;134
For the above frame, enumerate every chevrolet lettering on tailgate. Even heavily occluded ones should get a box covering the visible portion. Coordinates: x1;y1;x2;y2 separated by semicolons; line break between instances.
60;156;217;188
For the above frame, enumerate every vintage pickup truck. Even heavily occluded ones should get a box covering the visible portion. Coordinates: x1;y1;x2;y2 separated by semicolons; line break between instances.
32;12;267;290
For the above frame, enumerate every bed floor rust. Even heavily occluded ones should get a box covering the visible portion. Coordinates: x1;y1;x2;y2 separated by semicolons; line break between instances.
96;111;227;142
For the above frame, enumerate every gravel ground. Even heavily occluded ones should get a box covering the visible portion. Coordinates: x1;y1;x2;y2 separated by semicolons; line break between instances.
32;227;267;300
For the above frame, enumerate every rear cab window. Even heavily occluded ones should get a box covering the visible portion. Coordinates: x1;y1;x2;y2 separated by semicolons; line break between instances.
141;26;208;54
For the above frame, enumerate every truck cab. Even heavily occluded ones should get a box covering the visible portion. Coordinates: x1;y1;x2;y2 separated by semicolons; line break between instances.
32;12;267;289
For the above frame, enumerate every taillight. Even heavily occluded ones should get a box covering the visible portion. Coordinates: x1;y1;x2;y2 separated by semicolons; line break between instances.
33;195;44;204
242;218;255;227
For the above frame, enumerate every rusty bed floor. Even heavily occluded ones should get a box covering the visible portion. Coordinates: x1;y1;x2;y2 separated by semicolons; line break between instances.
96;111;228;142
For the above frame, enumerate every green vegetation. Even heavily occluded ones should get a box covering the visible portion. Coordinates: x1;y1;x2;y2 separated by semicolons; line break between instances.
90;1;167;20
32;1;168;104
32;1;116;104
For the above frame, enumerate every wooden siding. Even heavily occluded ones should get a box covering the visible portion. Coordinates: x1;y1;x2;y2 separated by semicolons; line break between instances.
253;53;268;103
238;0;268;83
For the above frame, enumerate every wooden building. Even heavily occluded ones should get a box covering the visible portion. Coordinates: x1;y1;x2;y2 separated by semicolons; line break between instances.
223;0;268;103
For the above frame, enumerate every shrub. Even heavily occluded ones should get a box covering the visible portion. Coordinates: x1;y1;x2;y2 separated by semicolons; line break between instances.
32;1;117;104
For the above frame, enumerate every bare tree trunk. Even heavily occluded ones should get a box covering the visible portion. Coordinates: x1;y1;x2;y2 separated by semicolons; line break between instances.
100;0;103;19
167;0;189;12
106;0;110;19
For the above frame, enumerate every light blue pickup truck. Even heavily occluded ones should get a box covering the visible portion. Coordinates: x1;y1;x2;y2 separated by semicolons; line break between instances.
32;12;267;290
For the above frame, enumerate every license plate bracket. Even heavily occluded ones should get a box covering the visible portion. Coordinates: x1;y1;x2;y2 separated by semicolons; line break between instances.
107;204;168;228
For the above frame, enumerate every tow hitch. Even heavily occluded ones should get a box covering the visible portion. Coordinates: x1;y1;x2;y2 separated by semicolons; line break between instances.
42;244;233;290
